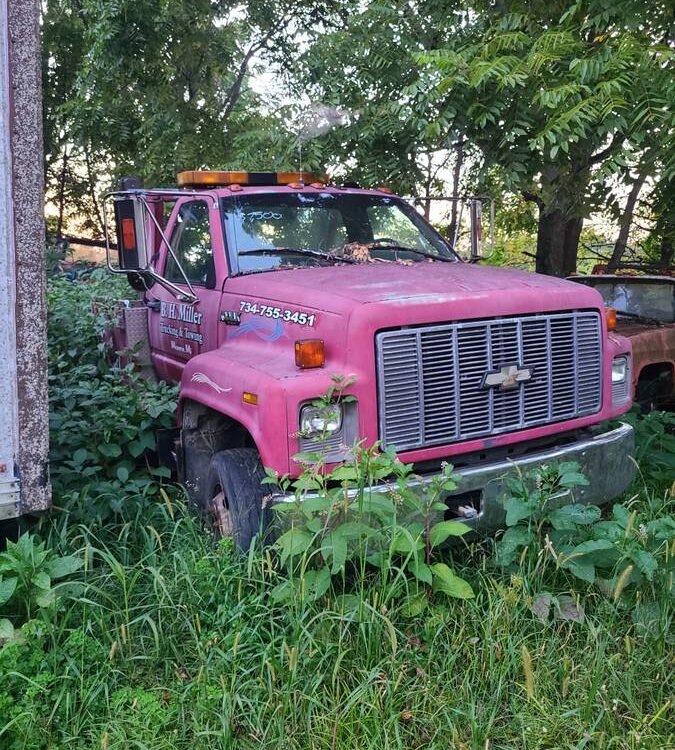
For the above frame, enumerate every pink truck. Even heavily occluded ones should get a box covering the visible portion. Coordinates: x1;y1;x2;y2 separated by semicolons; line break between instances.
105;171;635;549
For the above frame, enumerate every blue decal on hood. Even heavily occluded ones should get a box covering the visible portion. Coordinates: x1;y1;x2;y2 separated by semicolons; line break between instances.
229;317;287;341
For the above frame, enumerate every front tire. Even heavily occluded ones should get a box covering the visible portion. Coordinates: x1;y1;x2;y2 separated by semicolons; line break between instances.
203;448;270;551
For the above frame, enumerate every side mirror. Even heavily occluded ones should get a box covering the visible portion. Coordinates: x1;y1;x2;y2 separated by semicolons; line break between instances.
469;199;483;261
113;196;149;271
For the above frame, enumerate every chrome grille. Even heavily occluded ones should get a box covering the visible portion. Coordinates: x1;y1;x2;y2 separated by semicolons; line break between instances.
376;311;602;451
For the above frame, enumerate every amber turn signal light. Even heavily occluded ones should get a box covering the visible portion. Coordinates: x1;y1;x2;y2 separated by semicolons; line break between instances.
606;306;617;331
295;339;325;368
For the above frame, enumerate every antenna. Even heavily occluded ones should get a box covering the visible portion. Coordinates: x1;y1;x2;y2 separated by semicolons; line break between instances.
298;138;303;182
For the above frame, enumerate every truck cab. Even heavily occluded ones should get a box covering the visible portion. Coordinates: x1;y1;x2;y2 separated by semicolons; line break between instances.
106;171;636;549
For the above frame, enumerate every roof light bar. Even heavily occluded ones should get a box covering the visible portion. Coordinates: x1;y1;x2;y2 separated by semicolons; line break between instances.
176;170;322;188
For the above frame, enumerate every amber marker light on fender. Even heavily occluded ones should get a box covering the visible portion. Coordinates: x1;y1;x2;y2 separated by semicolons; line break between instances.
243;392;258;405
295;340;325;369
606;307;617;331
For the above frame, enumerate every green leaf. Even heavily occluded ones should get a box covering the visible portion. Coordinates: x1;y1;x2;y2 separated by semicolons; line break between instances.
46;555;83;580
301;567;331;601
32;571;51;590
548;504;601;530
270;580;293;604
569;539;615;558
0;618;15;642
391;527;424;555
495;526;532;566
116;466;129;483
334;594;361;614
559;471;589;488
632;602;662;639
360;494;397;520
431;563;475;599
0;576;17;605
330;466;359;481
631;549;658;580
299;496;334;516
561;556;596;584
305;517;323;534
333;521;376;540
408;559;433;585
128;439;145;458
646;516;675;541
429;520;470;548
401;592;428;618
327;532;348;574
612;504;631;526
34;588;56;608
98;442;122;458
503;497;535;526
72;448;88;466
275;528;313;567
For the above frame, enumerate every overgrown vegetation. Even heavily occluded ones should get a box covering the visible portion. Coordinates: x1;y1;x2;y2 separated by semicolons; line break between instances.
47;273;178;523
0;276;673;749
43;1;674;274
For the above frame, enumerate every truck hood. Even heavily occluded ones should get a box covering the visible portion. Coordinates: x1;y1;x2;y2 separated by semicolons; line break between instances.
225;262;604;317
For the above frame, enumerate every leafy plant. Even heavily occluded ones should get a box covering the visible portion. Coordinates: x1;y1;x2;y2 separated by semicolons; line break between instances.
494;461;675;609
0;533;82;635
47;273;178;523
624;408;675;490
265;441;474;611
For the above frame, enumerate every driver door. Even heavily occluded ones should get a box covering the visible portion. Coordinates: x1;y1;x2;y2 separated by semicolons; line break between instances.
146;197;225;382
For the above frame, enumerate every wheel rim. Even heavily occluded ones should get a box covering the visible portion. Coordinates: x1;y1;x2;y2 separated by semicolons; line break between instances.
209;489;233;537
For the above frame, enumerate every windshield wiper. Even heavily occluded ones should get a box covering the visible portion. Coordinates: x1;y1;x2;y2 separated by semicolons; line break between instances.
367;243;455;263
614;309;666;326
239;248;358;264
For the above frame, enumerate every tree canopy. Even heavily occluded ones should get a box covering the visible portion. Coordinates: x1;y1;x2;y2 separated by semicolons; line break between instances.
42;0;674;275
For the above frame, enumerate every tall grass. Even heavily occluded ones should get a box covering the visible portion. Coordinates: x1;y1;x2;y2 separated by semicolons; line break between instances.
1;460;671;749
0;276;672;750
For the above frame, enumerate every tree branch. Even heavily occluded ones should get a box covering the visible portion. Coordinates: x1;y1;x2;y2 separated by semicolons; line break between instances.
221;20;287;124
522;190;544;210
582;134;622;170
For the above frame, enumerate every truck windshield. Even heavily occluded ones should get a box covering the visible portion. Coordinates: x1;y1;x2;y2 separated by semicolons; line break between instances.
220;192;458;274
579;279;674;323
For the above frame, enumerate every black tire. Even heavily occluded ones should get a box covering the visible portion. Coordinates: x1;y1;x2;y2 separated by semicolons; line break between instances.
203;448;270;551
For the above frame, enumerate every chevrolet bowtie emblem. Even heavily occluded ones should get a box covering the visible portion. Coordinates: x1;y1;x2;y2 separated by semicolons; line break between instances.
482;364;533;390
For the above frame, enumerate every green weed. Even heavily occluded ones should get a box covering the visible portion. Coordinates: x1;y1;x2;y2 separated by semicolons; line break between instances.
0;275;671;749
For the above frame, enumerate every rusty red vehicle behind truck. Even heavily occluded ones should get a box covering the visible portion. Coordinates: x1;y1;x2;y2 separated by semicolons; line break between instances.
104;170;636;549
571;275;675;410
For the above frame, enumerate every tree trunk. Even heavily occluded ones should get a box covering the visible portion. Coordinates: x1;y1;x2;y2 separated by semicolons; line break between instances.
56;146;69;239
535;208;583;277
448;139;464;243
659;235;674;270
607;170;648;272
422;152;432;220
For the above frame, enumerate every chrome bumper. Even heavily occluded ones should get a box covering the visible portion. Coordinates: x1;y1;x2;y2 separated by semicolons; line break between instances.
272;423;635;530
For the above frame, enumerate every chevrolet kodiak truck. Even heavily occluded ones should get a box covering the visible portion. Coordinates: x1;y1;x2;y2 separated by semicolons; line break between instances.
105;170;636;550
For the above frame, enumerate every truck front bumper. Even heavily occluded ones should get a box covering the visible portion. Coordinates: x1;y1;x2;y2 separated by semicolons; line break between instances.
272;423;635;530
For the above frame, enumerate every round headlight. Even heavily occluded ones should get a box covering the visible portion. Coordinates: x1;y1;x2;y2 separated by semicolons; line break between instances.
300;404;343;436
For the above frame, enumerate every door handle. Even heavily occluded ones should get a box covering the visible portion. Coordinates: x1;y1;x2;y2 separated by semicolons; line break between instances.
146;300;161;311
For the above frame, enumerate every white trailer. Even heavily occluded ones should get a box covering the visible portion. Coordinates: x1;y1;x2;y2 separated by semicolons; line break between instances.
0;0;50;525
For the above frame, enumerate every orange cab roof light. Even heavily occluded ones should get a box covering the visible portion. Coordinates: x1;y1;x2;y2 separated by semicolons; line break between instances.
176;170;322;188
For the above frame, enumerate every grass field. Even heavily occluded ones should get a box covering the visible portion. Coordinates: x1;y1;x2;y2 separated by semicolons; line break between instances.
0;274;673;750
